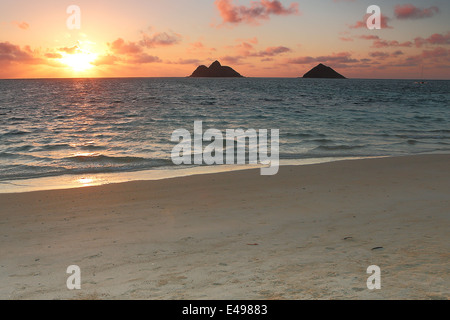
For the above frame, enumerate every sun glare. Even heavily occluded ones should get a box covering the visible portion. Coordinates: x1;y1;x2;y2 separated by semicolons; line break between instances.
60;51;98;72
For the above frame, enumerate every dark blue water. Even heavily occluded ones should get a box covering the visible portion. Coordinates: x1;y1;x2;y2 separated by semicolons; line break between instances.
0;78;449;181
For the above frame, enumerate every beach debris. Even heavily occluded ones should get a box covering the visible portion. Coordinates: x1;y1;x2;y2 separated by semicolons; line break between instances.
343;236;353;240
247;243;259;246
371;247;384;251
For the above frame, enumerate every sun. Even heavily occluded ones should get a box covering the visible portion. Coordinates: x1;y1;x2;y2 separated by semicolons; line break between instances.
60;51;98;72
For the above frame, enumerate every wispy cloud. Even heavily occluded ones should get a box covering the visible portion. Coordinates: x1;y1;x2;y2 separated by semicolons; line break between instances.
140;31;182;48
109;39;142;55
12;21;29;30
287;52;358;65
59;45;81;55
358;32;450;49
372;39;413;49
104;29;182;66
215;0;299;26
167;58;203;65
414;32;450;48
394;4;439;20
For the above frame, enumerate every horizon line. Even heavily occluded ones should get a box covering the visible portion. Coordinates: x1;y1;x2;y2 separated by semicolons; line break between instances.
1;76;449;81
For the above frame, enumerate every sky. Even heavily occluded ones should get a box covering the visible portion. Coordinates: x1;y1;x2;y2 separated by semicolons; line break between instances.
0;0;449;79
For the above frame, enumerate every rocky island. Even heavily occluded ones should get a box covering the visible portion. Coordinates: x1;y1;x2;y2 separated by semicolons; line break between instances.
190;60;244;78
303;63;346;79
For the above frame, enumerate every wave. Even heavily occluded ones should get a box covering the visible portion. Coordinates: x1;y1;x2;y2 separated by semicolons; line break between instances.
9;117;26;121
1;129;32;137
65;154;149;164
37;143;73;151
429;130;450;134
0;157;175;181
9;145;34;152
314;144;367;151
311;138;334;143
1;78;449;184
284;132;326;138
259;98;283;102
0;152;17;159
395;134;450;140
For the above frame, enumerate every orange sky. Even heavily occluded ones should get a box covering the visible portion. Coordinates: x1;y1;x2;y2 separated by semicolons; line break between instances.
1;0;449;79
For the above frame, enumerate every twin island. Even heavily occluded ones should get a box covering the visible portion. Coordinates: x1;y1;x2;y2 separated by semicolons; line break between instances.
189;61;346;79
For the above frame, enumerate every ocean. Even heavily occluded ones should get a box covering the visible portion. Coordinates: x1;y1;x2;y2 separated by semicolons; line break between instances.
0;78;449;190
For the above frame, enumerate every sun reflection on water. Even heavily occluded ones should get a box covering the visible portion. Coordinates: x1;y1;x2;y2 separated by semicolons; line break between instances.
77;177;95;186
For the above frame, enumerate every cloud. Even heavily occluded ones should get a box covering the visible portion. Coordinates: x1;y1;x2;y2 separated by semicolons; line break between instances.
368;51;403;59
372;39;413;48
359;32;450;49
108;39;142;55
109;29;181;57
106;38;164;65
369;52;390;59
220;55;245;65
58;45;80;55
230;38;291;58
393;55;422;67
93;52;161;66
215;0;299;26
393;47;450;69
140;31;182;48
0;42;41;64
251;46;291;57
12;21;29;30
129;54;162;64
45;53;63;59
287;52;358;65
421;47;449;59
350;14;392;29
394;4;439;19
393;47;449;68
414;32;450;48
167;58;202;65
359;35;380;41
190;42;206;50
106;30;181;66
92;54;119;66
187;41;217;54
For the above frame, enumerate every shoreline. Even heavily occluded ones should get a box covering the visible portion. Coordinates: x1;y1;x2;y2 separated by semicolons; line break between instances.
0;154;449;299
0;155;400;194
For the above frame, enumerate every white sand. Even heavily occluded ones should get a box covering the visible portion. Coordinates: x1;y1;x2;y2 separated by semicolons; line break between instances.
0;154;449;300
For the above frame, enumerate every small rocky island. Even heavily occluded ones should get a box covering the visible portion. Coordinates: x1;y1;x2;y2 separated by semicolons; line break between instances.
303;63;346;79
190;60;244;78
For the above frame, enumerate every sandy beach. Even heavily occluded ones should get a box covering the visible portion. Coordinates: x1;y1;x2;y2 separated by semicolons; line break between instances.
0;154;449;300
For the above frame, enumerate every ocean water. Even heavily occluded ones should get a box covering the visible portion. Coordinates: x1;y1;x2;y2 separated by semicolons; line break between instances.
0;78;449;186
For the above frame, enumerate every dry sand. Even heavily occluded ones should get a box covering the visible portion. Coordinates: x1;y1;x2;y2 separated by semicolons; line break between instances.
0;154;449;300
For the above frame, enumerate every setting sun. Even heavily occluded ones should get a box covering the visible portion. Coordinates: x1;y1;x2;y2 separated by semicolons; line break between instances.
59;51;98;72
